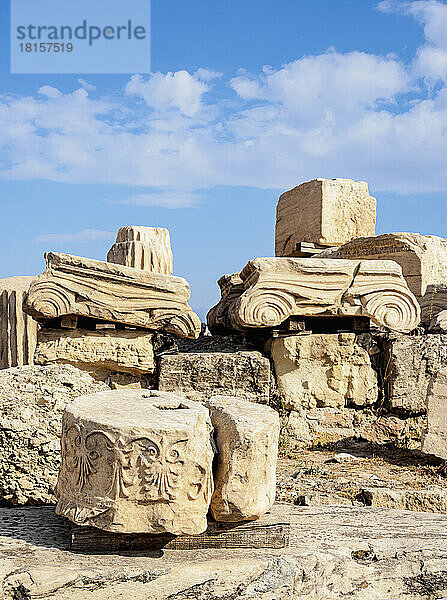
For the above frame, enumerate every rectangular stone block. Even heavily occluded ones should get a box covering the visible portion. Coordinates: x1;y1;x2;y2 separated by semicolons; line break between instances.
384;334;447;413
275;178;376;256
322;232;447;297
422;368;447;460
205;396;279;522
271;333;378;411
361;487;447;513
158;351;271;404
34;328;155;379
285;408;356;448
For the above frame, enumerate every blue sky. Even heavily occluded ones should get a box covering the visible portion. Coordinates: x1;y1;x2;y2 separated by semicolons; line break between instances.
1;0;447;318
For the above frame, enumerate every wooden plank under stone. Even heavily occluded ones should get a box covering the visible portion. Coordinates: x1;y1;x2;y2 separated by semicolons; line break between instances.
70;510;290;552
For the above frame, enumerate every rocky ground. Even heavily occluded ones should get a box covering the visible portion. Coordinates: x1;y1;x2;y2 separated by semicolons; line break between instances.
276;439;447;511
2;503;447;599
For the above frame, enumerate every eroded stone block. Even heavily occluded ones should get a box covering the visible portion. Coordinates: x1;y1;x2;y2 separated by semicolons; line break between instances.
322;232;447;298
34;328;155;379
205;395;279;522
422;368;447;460
385;334;447;413
107;226;173;275
55;390;214;534
285;408;356;448
0;276;37;369
158;351;271;404
271;334;378;411
275;178;376;255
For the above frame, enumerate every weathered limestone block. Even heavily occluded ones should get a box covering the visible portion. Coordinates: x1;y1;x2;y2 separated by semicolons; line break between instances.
0;276;37;369
285;408;356;448
158;351;271;404
271;334;378;411
322;232;447;298
23;252;201;339
358;412;426;449
55;390;214;534
361;487;447;513
208;257;420;335
285;408;426;450
0;364;108;505
422;368;447;459
34;328;155;379
205;395;279;522
107;226;173;275
420;284;447;328
275;178;376;256
384;334;447;413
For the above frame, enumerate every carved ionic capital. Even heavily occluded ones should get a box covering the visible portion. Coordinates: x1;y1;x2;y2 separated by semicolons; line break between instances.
208;257;420;334
24;252;201;339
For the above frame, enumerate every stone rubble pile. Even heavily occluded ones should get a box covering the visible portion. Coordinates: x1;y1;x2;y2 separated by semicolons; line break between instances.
0;364;108;505
206;177;447;455
0;177;446;518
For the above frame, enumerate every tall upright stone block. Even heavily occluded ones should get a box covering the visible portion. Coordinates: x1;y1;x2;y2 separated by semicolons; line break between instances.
107;226;173;275
275;178;376;256
0;277;37;369
422;368;447;460
205;396;279;522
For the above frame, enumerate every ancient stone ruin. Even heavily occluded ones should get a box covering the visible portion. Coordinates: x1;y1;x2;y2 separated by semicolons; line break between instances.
0;276;37;369
1;181;447;598
55;389;279;535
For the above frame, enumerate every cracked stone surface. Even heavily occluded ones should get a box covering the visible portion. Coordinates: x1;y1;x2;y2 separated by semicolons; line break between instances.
0;365;109;505
1;504;447;598
205;396;279;522
55;390;214;535
158;351;271;404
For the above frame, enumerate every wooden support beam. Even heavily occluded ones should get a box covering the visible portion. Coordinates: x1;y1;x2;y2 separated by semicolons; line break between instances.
70;510;290;552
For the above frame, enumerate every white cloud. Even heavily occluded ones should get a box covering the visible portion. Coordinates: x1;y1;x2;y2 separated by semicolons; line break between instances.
230;51;411;118
38;86;62;98
2;4;447;198
35;229;114;243
379;0;447;83
109;190;200;208
125;71;209;117
194;68;223;81
78;78;97;92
